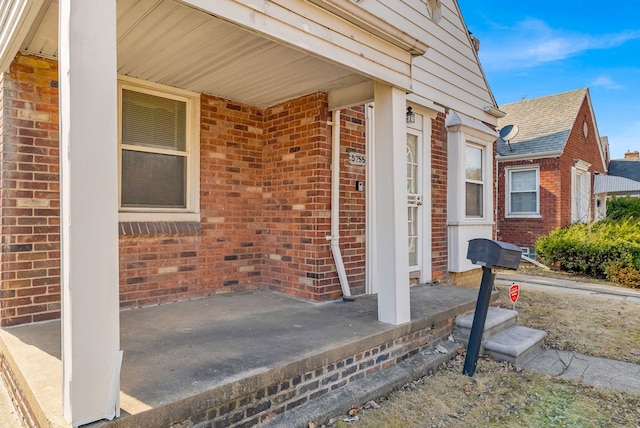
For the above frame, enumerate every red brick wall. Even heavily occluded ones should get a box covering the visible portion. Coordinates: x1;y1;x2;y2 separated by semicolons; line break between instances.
497;157;561;249
0;54;61;326
430;112;448;281
497;96;607;250
261;94;364;301
559;96;607;225
119;95;266;308
337;107;367;294
2;53;468;324
262;94;329;300
1;54;370;325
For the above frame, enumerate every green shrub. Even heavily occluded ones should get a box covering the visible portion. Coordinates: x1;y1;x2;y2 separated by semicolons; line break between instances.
607;196;640;220
535;218;640;284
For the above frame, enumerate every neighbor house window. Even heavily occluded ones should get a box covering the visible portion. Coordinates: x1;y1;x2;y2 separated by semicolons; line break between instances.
118;77;200;221
507;167;540;217
465;144;483;217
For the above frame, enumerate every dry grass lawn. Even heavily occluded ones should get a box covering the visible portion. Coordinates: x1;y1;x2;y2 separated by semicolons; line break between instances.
495;284;640;365
326;281;640;427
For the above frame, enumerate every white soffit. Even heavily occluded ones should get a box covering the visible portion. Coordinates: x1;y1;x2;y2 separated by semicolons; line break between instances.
20;0;371;107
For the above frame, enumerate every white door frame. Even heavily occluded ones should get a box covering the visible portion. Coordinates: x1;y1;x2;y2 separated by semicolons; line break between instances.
406;128;423;273
410;109;433;282
365;103;377;294
366;103;433;293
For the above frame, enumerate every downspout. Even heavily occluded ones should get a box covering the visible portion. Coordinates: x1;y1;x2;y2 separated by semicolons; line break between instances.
327;110;354;301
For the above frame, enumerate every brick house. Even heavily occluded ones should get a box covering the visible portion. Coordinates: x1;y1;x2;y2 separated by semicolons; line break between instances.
495;88;609;257
0;0;503;424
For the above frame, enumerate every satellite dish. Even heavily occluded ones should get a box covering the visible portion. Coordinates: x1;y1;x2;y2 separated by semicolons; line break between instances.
499;124;519;151
499;124;519;141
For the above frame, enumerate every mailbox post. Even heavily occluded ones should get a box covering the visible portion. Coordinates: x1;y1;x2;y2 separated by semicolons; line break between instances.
463;239;522;376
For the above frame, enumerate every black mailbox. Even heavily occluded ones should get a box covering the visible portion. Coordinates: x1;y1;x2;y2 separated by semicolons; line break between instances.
462;238;523;377
467;238;522;270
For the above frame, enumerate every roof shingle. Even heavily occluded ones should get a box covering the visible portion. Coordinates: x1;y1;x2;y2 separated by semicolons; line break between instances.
496;88;588;157
609;159;640;182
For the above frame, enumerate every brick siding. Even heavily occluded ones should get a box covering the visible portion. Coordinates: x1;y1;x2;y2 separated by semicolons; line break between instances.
497;157;561;249
0;54;376;325
430;112;448;281
497;96;608;250
0;54;61;326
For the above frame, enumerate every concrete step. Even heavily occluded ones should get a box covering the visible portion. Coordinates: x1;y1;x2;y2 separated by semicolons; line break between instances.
455;307;518;344
484;326;547;366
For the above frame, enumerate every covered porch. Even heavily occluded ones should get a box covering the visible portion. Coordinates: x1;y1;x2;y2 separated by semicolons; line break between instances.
0;0;447;425
1;284;481;427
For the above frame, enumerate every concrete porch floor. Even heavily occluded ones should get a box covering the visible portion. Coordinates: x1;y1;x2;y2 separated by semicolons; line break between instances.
0;284;480;427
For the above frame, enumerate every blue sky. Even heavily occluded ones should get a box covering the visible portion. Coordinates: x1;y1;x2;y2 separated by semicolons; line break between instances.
457;0;640;160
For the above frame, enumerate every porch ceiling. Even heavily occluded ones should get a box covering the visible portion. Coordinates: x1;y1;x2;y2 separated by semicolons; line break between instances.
21;0;370;107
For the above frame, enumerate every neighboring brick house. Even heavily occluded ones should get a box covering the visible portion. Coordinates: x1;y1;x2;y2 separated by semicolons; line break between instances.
495;88;609;257
0;0;503;424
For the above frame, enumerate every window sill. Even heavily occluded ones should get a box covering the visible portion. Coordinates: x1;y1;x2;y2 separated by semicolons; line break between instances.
118;212;202;236
448;219;494;226
505;214;542;219
119;221;201;237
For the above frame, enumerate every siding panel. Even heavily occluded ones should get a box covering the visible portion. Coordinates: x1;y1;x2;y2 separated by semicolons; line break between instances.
356;0;496;122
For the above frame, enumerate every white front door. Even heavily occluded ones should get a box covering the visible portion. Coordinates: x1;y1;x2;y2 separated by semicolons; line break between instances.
366;105;433;293
407;131;422;271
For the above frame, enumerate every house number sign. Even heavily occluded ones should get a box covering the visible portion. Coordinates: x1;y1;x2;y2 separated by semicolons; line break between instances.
349;152;366;166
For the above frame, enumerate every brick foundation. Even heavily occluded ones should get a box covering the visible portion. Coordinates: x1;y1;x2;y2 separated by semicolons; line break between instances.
0;351;34;427
448;268;483;287
108;313;457;428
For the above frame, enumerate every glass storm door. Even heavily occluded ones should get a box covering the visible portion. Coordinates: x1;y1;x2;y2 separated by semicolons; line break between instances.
407;132;422;270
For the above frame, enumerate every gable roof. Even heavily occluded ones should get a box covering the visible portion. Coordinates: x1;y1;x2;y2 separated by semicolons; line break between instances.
496;88;588;158
609;159;640;182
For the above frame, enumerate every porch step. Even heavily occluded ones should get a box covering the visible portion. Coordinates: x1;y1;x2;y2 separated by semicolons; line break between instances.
454;307;547;366
454;307;518;344
484;326;547;366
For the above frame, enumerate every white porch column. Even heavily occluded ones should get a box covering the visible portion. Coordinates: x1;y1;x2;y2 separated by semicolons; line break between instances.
59;0;121;425
373;82;410;325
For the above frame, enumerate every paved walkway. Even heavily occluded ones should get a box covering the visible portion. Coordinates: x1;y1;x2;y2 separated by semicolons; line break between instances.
497;273;640;395
496;272;640;303
524;349;640;395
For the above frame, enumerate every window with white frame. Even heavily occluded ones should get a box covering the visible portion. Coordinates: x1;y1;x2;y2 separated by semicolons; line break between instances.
465;144;483;217
118;77;200;221
507;167;540;216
